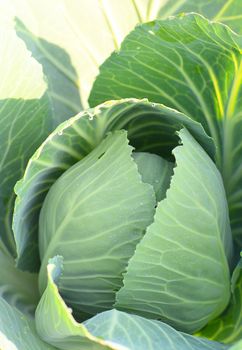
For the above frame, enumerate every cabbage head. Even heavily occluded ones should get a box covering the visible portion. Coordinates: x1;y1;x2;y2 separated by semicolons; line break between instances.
0;6;241;350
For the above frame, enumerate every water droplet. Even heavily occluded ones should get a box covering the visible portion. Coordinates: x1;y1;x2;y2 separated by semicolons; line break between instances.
148;30;155;35
87;111;94;120
58;130;63;136
151;103;156;107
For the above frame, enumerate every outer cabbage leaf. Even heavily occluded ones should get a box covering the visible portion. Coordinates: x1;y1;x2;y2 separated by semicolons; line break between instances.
197;254;242;343
85;310;229;350
3;0;242;114
38;130;156;318
15;18;82;127
2;0;164;109
115;128;232;333
158;0;242;35
13;99;214;272
0;17;50;256
0;296;56;350
36;256;124;350
89;14;242;251
0;13;80;257
36;256;228;350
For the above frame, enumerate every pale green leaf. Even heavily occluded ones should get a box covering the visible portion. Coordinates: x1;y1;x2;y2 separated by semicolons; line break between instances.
84;309;229;350
38;130;156;318
36;256;228;350
115;128;232;333
0;296;56;350
13;99;213;271
89;14;242;251
133;152;174;201
36;256;122;350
